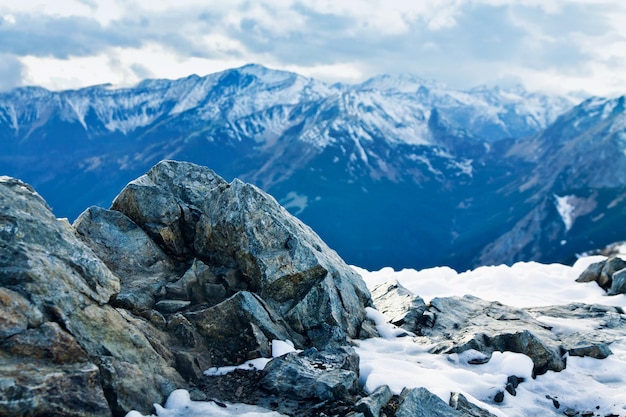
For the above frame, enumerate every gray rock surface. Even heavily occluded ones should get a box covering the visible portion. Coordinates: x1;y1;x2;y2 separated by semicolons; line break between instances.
420;295;566;375
396;387;462;417
527;303;626;359
449;392;498;417
186;291;305;366
110;160;372;338
1;161;375;416
609;268;626;295
0;176;184;416
370;280;426;332
261;346;360;402
74;206;182;312
355;384;393;417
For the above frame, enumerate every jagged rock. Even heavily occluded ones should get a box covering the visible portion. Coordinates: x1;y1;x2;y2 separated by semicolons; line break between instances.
1;161;376;416
355;385;393;417
74;206;181;312
370;280;426;332
420;295;566;375
576;256;626;292
261;346;360;402
110;161;372;339
395;387;461;417
186;291;305;366
449;392;498;417
0;176;185;416
0;355;112;417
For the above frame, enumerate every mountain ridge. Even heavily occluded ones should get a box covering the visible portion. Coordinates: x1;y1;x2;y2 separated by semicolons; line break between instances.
1;64;624;271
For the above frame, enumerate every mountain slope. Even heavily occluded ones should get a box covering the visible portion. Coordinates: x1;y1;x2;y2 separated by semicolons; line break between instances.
0;64;601;270
476;95;626;266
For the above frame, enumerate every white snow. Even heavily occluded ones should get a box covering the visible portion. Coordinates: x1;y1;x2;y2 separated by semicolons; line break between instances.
125;389;287;417
354;257;626;417
280;191;308;215
127;257;626;417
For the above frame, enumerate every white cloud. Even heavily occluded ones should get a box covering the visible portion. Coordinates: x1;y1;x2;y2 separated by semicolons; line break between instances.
1;0;626;96
20;44;249;90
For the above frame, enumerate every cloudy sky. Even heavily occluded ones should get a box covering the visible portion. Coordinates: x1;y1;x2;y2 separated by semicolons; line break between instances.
0;0;625;96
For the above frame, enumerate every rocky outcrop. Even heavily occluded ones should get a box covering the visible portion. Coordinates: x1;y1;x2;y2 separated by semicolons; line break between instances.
106;160;372;339
0;161;374;416
577;256;626;295
0;176;183;416
370;280;625;381
421;295;567;375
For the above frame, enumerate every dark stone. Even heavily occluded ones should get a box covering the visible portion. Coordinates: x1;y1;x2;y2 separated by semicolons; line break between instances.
609;268;626;295
261;346;360;402
396;387;462;417
355;385;393;417
494;391;505;403
185;291;304;366
505;375;523;396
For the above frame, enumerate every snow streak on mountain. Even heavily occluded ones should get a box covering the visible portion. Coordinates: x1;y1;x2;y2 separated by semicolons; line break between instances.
2;64;624;270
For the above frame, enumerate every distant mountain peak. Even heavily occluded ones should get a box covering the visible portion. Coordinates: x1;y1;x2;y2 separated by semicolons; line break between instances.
357;73;446;93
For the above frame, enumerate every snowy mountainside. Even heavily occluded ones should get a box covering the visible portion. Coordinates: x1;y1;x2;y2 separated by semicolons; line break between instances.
3;63;620;271
477;95;626;267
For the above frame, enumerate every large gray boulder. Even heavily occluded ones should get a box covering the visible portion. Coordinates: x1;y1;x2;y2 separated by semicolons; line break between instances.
0;177;184;416
526;303;625;359
109;160;372;339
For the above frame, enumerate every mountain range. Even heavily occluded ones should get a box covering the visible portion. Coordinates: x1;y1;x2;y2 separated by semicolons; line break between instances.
1;63;624;271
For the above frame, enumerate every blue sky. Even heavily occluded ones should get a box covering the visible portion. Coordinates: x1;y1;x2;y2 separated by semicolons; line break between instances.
0;0;625;96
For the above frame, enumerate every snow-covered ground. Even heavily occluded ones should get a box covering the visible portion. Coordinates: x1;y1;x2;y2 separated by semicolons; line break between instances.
128;256;626;417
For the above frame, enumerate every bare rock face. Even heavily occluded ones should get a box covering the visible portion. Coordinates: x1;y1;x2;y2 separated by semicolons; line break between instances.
108;160;372;341
0;177;184;416
261;346;360;402
421;295;567;376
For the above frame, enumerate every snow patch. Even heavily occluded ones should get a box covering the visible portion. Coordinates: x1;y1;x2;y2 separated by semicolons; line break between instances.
280;192;308;216
125;389;286;417
554;194;575;232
